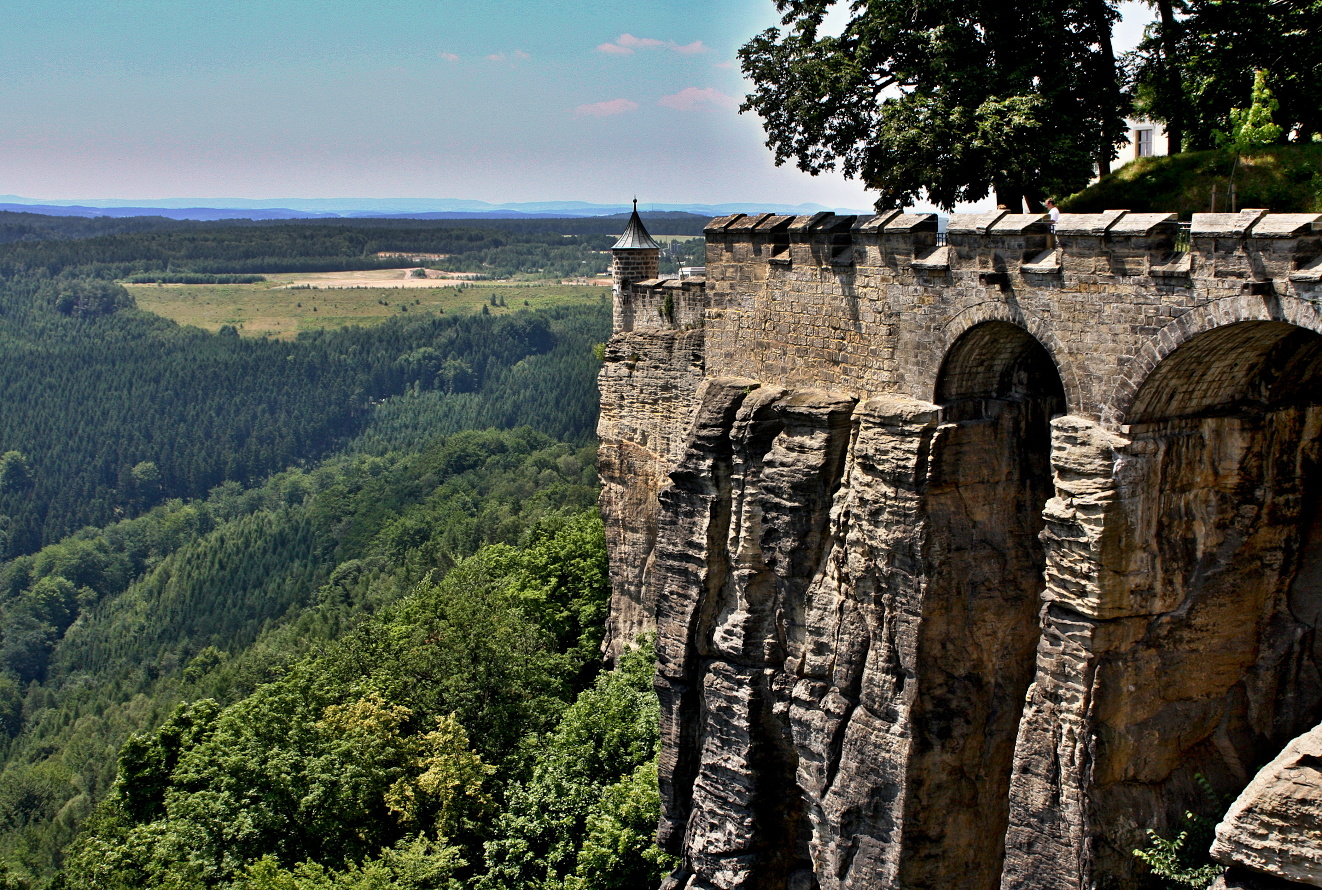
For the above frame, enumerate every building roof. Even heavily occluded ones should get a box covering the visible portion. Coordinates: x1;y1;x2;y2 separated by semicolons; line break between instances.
612;199;661;250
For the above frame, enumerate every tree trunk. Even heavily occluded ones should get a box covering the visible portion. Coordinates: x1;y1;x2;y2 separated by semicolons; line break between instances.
1094;0;1122;175
1156;0;1183;153
994;184;1023;211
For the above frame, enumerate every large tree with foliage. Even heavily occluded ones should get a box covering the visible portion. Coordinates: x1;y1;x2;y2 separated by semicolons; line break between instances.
739;0;1130;210
1127;0;1322;150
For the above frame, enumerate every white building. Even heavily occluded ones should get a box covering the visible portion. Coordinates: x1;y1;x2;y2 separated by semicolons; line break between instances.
1122;117;1169;161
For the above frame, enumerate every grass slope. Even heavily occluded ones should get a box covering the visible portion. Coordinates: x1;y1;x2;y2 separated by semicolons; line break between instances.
1060;143;1322;219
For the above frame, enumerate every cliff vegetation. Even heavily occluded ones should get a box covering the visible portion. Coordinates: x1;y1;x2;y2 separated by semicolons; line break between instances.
1061;143;1322;218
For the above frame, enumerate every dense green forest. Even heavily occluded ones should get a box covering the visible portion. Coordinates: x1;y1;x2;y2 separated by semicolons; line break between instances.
0;217;704;283
0;226;613;280
0;428;667;889
0;213;187;246
0;271;607;553
0;213;672;889
0;211;709;246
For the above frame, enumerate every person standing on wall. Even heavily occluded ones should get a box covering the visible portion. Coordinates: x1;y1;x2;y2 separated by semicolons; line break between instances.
1046;199;1060;246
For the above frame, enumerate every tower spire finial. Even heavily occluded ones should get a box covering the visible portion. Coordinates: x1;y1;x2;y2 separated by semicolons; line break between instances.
633;197;638;211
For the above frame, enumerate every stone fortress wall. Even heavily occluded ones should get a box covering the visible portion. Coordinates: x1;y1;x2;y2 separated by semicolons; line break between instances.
596;207;1322;890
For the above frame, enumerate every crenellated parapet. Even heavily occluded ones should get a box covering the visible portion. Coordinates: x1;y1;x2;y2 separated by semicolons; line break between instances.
696;208;1322;302
611;276;709;332
615;208;1320;354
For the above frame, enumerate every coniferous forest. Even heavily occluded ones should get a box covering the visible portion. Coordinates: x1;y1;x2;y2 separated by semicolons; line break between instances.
0;214;670;889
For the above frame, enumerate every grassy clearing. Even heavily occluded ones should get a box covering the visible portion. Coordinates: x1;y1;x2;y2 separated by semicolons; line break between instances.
127;274;611;339
1060;143;1322;218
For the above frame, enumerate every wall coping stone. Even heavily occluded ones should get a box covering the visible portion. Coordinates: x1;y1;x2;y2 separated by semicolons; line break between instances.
947;210;1010;234
1055;210;1129;236
911;245;951;271
1191;209;1267;237
755;214;796;232
886;212;940;233
1107;212;1177;236
703;214;744;234
852;210;902;233
1150;253;1193;278
1021;248;1062;273
1288;255;1322;284
990;213;1052;235
727;213;772;232
1249;213;1322;238
789;212;832;233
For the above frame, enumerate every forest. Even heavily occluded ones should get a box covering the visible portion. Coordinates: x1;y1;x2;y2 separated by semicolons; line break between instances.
0;214;705;283
0;273;604;553
0;212;669;889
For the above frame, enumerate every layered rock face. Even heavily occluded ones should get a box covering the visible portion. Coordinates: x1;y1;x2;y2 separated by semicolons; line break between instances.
598;208;1322;889
1212;721;1322;885
597;330;706;657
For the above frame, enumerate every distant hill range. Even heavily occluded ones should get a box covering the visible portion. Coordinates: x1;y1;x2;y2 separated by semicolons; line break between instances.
0;196;869;222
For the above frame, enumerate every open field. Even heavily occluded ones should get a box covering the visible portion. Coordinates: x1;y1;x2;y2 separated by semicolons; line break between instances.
127;273;611;338
275;268;480;288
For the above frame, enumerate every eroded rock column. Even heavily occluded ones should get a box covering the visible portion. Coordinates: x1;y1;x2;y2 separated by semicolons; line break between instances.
787;396;942;890
654;380;857;889
1001;416;1129;890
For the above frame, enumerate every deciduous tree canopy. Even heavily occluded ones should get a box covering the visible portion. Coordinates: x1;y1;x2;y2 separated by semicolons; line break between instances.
1127;0;1322;151
739;0;1129;209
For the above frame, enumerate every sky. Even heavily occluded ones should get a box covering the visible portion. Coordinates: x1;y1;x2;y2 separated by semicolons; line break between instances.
0;1;1155;210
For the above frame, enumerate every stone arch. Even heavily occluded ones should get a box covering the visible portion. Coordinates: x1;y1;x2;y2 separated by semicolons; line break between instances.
1110;292;1322;427
901;321;1066;889
936;301;1082;416
1087;317;1322;883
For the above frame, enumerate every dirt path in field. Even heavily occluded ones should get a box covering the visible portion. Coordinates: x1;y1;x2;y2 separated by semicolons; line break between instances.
273;268;479;289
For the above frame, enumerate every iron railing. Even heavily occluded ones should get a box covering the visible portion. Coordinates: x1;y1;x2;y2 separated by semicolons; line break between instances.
1175;222;1192;253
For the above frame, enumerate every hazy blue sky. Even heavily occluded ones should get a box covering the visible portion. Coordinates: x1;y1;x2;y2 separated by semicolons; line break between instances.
0;1;1154;208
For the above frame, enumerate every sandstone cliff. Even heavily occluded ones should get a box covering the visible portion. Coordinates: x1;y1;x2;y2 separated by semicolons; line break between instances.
598;208;1322;890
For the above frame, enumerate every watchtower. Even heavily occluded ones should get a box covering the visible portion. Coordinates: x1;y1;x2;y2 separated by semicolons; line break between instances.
610;199;660;297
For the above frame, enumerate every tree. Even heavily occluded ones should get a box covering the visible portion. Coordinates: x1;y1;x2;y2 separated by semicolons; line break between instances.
479;644;674;890
738;0;1130;210
1127;0;1322;150
1216;69;1283;153
1143;0;1187;154
46;280;135;318
130;461;163;508
1211;69;1282;212
0;453;31;494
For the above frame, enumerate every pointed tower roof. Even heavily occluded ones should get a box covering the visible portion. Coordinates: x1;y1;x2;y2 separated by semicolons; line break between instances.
612;199;661;250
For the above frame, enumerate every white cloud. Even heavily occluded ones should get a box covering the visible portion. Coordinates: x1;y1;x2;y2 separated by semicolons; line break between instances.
439;52;460;63
575;98;640;118
659;87;738;111
712;60;735;70
597;33;710;56
618;34;668;50
486;52;505;62
486;50;530;63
